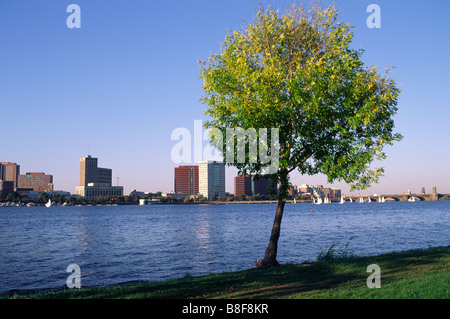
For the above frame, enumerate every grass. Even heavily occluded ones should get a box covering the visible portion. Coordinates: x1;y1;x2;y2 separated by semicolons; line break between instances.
3;246;449;299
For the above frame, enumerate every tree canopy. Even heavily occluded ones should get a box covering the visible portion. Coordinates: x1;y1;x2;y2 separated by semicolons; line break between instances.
199;2;402;266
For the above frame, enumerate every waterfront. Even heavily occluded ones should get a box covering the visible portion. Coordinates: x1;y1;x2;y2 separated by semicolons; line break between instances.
0;201;449;295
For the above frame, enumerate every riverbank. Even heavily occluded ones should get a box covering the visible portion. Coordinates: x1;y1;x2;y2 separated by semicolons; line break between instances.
4;246;449;299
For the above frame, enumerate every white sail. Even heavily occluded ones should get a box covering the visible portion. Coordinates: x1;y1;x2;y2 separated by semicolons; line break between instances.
382;197;385;203
350;198;353;203
316;197;322;205
359;197;364;203
45;199;52;208
293;198;296;204
340;197;344;204
368;197;372;203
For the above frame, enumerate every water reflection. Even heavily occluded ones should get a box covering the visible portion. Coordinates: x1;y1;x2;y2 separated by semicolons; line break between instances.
74;214;89;250
195;217;211;249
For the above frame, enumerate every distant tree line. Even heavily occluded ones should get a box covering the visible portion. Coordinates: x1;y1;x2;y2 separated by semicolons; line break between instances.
0;190;318;206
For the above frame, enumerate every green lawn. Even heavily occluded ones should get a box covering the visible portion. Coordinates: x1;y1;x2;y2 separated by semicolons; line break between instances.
4;246;449;299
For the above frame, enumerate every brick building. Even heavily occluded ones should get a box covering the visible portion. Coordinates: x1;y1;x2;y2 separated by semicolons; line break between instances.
174;165;199;195
0;162;20;189
17;172;54;192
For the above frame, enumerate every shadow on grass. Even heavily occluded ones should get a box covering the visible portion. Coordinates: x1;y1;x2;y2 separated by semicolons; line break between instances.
18;261;361;299
5;246;449;299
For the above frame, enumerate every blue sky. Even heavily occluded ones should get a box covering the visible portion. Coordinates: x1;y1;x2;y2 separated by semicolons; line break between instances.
1;0;449;195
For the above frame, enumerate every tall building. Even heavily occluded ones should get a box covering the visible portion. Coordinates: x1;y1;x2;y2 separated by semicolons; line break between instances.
174;165;199;195
17;172;54;192
234;175;277;196
199;161;225;198
97;168;112;186
0;162;20;189
76;155;123;199
80;155;99;186
79;155;113;187
234;175;252;196
0;180;14;196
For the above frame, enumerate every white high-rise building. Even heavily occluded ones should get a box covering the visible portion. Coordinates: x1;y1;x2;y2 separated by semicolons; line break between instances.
199;161;225;198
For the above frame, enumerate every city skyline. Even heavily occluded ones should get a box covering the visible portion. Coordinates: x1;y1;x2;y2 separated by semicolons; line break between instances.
0;155;444;197
1;0;449;196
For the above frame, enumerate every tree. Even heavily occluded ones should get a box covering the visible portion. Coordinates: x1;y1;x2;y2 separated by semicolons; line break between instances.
37;192;49;204
5;193;14;202
199;2;402;267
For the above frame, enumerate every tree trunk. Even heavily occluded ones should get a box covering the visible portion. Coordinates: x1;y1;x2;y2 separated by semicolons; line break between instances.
256;170;288;268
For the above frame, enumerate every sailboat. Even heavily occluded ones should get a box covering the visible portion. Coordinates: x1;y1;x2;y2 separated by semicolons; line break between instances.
368;197;372;203
382;197;385;203
359;197;364;203
350;198;353;203
378;196;382;203
316;197;323;205
408;197;416;202
312;197;316;204
45;199;52;208
293;198;296;204
340;197;345;204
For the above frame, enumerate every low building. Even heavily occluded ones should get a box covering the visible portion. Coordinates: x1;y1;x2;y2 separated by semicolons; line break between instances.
288;185;298;197
139;199;160;205
75;184;123;199
298;184;341;199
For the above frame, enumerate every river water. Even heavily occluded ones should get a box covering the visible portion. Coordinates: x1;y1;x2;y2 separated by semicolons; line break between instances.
0;201;449;295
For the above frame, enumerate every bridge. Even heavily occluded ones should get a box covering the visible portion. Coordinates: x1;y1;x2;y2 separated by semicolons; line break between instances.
342;187;450;202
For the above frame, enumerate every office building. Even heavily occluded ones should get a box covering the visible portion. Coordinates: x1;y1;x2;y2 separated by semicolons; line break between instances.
0;180;14;196
0;162;20;189
288;185;298;197
76;155;123;199
17;172;54;192
80;155;99;186
234;175;277;196
234;175;252;196
174;165;199;195
199;161;225;198
298;184;341;199
316;185;341;199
